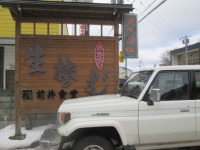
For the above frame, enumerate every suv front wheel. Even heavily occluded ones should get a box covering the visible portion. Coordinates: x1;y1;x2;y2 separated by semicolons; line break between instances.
72;136;114;150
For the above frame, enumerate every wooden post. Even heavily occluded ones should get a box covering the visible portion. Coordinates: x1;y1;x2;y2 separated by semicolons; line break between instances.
47;22;50;35
15;20;21;136
61;23;63;36
75;24;77;36
114;21;119;91
34;22;36;35
9;20;26;140
101;24;103;37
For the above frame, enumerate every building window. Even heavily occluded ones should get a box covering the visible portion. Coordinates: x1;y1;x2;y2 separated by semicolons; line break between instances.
89;25;101;36
102;25;114;37
188;52;200;65
20;22;115;37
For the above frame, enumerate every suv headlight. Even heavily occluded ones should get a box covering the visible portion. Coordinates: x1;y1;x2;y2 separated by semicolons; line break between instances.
57;112;71;126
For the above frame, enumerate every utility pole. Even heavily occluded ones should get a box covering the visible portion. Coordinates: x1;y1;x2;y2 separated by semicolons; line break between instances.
180;35;190;65
138;60;143;70
125;58;128;78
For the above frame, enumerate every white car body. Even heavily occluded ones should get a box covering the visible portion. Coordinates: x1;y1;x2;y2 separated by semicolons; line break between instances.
58;94;139;145
40;65;200;150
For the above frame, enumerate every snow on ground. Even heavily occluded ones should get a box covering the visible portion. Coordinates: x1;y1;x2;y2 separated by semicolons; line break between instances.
0;124;50;150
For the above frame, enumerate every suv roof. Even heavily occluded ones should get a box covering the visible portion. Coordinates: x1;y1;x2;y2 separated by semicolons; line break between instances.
141;65;200;72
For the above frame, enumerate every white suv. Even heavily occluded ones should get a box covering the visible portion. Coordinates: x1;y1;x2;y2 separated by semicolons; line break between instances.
40;65;200;150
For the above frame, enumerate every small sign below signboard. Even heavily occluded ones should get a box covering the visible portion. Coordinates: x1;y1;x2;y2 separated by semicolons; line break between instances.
122;13;138;58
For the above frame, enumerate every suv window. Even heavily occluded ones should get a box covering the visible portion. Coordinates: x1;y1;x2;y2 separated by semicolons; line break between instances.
148;71;189;101
118;71;153;99
194;72;200;99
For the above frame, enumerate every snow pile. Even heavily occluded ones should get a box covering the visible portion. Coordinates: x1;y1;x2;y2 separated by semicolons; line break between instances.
0;124;49;150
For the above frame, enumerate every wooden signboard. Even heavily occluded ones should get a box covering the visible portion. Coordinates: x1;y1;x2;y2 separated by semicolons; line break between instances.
18;36;118;114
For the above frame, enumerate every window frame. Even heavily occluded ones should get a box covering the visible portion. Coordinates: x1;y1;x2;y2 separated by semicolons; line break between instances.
20;22;115;37
143;70;192;102
192;71;200;100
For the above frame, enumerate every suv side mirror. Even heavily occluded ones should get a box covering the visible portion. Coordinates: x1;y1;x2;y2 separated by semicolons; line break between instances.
150;89;160;102
147;89;160;106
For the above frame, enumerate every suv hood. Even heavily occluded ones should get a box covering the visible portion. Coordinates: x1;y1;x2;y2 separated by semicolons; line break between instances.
58;94;138;117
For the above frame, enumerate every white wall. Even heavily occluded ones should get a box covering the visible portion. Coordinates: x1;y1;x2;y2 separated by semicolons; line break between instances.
3;45;15;89
119;66;132;78
171;55;178;65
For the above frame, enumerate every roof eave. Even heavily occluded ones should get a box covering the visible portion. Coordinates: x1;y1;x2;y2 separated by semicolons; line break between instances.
0;1;133;22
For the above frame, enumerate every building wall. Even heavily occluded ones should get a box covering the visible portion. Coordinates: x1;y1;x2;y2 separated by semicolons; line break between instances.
0;5;60;89
0;89;15;129
0;45;15;129
171;55;178;65
172;51;200;65
171;43;200;66
4;45;15;89
178;54;185;65
119;66;132;78
0;6;15;38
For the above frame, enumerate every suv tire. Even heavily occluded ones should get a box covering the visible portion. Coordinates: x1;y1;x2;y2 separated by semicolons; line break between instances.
72;136;114;150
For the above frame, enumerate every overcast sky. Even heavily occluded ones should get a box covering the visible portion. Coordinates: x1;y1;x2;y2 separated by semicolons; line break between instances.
93;0;200;71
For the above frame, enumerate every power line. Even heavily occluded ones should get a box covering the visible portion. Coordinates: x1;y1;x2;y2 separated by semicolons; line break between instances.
132;2;167;33
128;6;167;37
141;0;184;36
131;0;136;4
138;0;167;23
134;7;164;31
140;1;145;7
150;12;184;36
155;12;184;35
142;0;151;7
136;0;185;37
107;26;114;36
139;0;157;17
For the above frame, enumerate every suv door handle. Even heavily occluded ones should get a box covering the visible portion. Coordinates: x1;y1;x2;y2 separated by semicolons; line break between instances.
180;109;189;112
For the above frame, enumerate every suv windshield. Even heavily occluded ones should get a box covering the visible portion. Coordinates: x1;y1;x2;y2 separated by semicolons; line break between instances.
118;70;153;98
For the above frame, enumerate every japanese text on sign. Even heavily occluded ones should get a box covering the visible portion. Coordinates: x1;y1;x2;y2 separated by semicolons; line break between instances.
122;13;138;58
